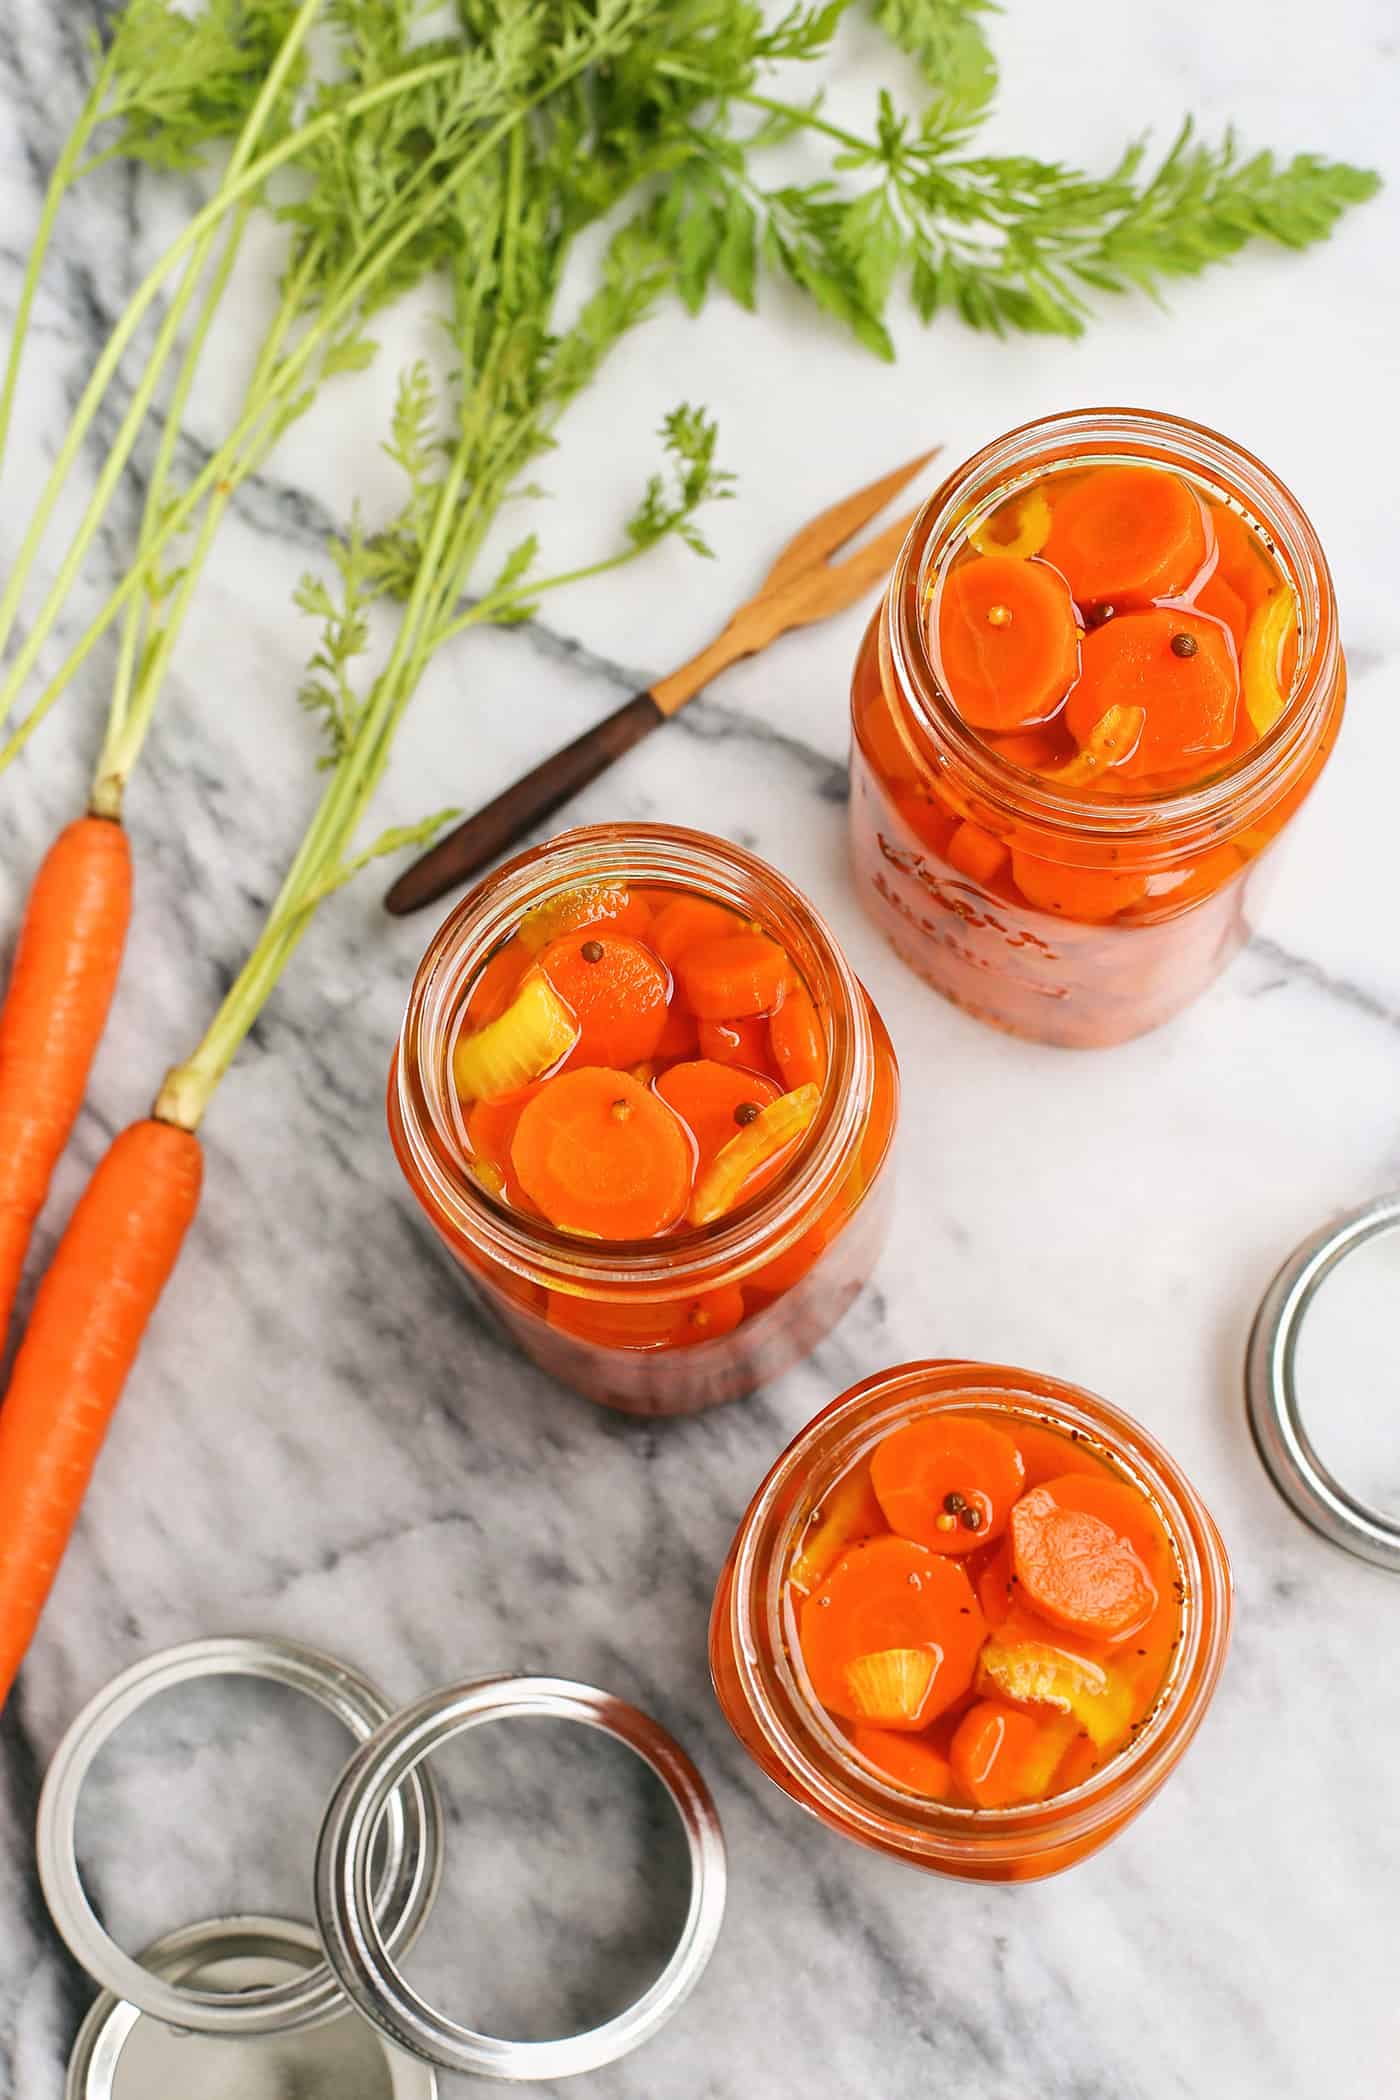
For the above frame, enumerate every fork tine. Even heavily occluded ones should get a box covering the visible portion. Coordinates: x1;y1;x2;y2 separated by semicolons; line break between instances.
773;506;925;632
759;445;942;595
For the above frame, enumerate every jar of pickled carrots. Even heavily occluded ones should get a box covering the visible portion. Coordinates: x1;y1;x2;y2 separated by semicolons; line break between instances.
390;825;899;1417
710;1361;1231;1881
850;408;1345;1046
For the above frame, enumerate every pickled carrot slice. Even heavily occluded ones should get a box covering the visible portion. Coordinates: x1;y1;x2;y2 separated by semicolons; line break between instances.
1009;849;1149;923
653;1001;700;1060
454;970;578;1102
467;1086;543;1193
937;554;1081;731
511;1067;691;1239
967;486;1052;560
986;729;1061;771
844;1648;940;1728
976;1618;1134;1747
687;1082;820;1226
518;883;650;953
1065;609;1238;779
949;1698;1073;1807
769;980;827;1090
798;1536;986;1727
1048;702;1146;789
1193;571;1248;655
697;1015;774;1071
1043;465;1209;605
789;1464;886;1596
466;936;531;1024
1009;1474;1161;1643
653;1059;780;1171
1210;503;1274;616
540;931;670;1068
677;933;790;1021
945;820;1009;884
850;1725;952;1798
871;1414;1026;1556
650;896;744;969
546;1293;684;1350
672;1284;747;1344
1242;588;1297;735
975;1539;1017;1627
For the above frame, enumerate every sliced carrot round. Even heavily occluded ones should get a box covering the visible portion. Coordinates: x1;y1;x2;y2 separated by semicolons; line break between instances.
798;1535;987;1728
540;932;670;1068
1009;1473;1163;1643
654;1059;780;1171
653;1000;699;1061
769;980;827;1090
936;553;1080;731
650;895;744;969
1192;571;1248;656
949;1699;1050;1808
677;933;790;1021
871;1413;1026;1555
1009;849;1149;923
1043;465;1209;606
1065;609;1239;780
545;1282;744;1350
850;1725;952;1799
1210;503;1274;616
518;882;650;953
466;1086;543;1202
944;821;1009;887
696;1015;774;1072
974;1539;1017;1628
511;1067;691;1239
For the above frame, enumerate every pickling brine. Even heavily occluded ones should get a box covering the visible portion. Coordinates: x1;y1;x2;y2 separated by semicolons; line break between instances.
850;409;1345;1046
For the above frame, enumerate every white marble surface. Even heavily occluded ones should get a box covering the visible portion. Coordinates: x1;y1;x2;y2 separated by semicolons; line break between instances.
2;2;1399;2094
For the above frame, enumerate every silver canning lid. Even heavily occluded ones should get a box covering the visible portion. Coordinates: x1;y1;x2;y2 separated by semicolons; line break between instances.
316;1674;728;2083
1246;1191;1400;1573
65;1914;436;2100
38;1636;444;2037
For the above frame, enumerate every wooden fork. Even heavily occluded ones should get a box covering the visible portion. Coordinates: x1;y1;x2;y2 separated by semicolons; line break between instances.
383;444;941;915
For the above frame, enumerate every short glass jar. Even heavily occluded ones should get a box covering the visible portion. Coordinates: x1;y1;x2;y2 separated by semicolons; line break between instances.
390;824;899;1417
850;408;1345;1046
710;1360;1231;1881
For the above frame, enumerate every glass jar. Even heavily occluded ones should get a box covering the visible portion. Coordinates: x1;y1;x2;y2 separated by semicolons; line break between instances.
710;1360;1231;1881
390;824;899;1417
850;407;1345;1046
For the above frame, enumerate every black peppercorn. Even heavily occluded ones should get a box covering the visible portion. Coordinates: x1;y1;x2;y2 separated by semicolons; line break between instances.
959;1505;984;1532
580;938;605;962
1086;602;1116;629
1169;631;1198;658
734;1101;761;1126
942;1491;966;1514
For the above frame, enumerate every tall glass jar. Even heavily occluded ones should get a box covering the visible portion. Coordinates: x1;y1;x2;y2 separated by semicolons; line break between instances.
390;825;899;1417
850;408;1345;1046
711;1361;1232;1882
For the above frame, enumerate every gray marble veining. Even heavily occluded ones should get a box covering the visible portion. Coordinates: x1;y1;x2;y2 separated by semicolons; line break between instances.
2;1;1399;2094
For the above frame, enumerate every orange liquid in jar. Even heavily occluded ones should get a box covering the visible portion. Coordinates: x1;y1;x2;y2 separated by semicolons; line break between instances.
785;1407;1183;1809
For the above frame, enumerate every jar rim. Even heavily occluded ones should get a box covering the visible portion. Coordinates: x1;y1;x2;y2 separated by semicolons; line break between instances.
722;1360;1232;1864
886;406;1341;853
393;823;876;1294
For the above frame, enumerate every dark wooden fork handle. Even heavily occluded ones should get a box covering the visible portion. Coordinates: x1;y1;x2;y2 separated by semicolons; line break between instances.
383;691;665;916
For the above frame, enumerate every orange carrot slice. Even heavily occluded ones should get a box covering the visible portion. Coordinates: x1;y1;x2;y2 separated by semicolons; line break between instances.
1210;503;1274;616
650;896;743;969
1065;609;1238;779
687;1082;820;1226
945;821;1009;885
518;883;650;952
512;1067;691;1239
654;1000;700;1061
850;1726;953;1798
986;729;1061;771
541;931;670;1068
1193;571;1248;655
937;553;1080;731
454;969;578;1102
697;1015;774;1072
466;936;531;1024
977;1618;1133;1749
975;1539;1017;1628
546;1281;745;1350
769;980;827;1089
654;1059;780;1171
1043;465;1209;606
1009;849;1149;923
466;1086;542;1199
799;1536;987;1728
1009;1473;1162;1643
677;933;790;1021
950;1699;1057;1807
871;1414;1026;1555
789;1463;886;1596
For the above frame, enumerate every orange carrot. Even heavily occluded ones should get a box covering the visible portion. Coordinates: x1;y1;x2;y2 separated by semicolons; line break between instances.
768;979;827;1089
653;1058;779;1171
1009;848;1149;924
1065;609;1238;779
0;1118;201;1706
0;816;132;1344
541;932;670;1067
676;933;789;1021
850;1724;953;1798
1044;465;1209;606
944;820;1009;887
1193;571;1249;655
871;1413;1026;1555
798;1535;987;1727
696;1014;774;1072
511;1066;691;1239
949;1698;1052;1807
937;554;1080;730
1009;1473;1162;1643
649;895;743;969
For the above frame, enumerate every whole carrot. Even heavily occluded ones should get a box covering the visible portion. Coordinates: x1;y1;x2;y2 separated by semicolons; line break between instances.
0;1118;201;1706
0;817;132;1343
